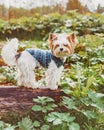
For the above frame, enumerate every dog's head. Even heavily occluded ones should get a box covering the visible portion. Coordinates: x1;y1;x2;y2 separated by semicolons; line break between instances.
48;33;77;58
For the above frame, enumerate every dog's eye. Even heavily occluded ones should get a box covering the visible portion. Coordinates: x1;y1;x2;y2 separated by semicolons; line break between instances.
57;44;59;47
64;44;68;47
55;44;59;48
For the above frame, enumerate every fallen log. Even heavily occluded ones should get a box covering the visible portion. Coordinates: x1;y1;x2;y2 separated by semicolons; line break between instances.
0;86;65;116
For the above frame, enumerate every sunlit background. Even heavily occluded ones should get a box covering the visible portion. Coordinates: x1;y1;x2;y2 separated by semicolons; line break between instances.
0;0;104;20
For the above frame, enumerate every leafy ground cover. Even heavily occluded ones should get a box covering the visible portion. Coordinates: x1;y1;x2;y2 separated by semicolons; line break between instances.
0;34;104;130
0;11;104;40
0;11;104;130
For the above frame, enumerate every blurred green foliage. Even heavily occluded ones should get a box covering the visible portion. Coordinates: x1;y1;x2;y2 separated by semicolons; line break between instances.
0;11;104;40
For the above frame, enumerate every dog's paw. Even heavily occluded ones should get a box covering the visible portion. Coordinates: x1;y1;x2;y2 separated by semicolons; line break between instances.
49;85;58;90
39;86;48;89
31;82;39;89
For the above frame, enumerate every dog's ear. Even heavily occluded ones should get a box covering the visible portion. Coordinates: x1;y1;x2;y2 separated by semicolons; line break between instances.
67;33;77;48
48;33;57;50
49;33;57;41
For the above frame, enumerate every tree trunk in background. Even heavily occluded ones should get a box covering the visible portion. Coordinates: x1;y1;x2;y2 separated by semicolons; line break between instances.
66;0;89;13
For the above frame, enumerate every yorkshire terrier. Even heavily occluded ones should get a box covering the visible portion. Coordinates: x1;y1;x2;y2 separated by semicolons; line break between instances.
1;33;77;90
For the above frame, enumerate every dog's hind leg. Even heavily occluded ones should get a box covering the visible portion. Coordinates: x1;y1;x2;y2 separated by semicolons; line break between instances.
17;51;39;89
16;68;24;87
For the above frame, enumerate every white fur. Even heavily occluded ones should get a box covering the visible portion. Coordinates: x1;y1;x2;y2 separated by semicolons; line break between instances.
1;38;64;90
1;38;18;66
16;51;39;88
45;60;63;90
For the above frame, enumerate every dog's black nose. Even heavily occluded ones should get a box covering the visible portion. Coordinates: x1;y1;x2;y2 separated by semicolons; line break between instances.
60;48;63;51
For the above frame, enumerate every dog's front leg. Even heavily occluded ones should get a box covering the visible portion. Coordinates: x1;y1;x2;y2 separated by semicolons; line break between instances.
45;61;63;90
45;69;58;90
56;66;64;86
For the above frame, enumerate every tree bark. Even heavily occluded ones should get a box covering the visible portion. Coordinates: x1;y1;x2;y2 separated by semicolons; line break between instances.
0;86;65;115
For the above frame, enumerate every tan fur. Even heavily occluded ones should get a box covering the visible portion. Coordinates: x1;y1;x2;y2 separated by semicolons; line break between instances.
67;33;77;53
48;33;57;51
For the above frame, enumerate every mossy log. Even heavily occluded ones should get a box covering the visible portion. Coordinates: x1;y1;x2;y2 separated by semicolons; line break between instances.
0;86;65;116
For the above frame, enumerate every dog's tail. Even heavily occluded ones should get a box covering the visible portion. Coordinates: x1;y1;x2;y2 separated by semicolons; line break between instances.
1;38;19;66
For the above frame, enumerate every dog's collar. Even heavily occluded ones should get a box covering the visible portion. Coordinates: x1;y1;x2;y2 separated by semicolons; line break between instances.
26;49;63;68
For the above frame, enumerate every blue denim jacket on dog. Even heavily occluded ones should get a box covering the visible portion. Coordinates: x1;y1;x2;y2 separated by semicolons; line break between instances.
26;49;63;68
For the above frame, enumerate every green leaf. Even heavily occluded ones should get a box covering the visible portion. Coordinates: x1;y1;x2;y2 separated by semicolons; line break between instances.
46;113;56;122
83;110;98;120
80;97;91;106
46;103;57;111
88;91;104;103
53;119;62;125
91;103;104;111
0;121;4;127
62;97;76;110
33;96;54;105
62;89;72;95
42;108;47;113
18;117;33;130
69;123;80;130
61;82;69;88
33;121;40;127
32;105;42;111
36;24;44;29
41;125;50;130
44;97;54;102
67;117;76;123
86;76;95;88
3;127;15;130
46;111;75;126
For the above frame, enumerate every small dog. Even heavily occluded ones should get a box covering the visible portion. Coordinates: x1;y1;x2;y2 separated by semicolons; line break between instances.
1;33;77;90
